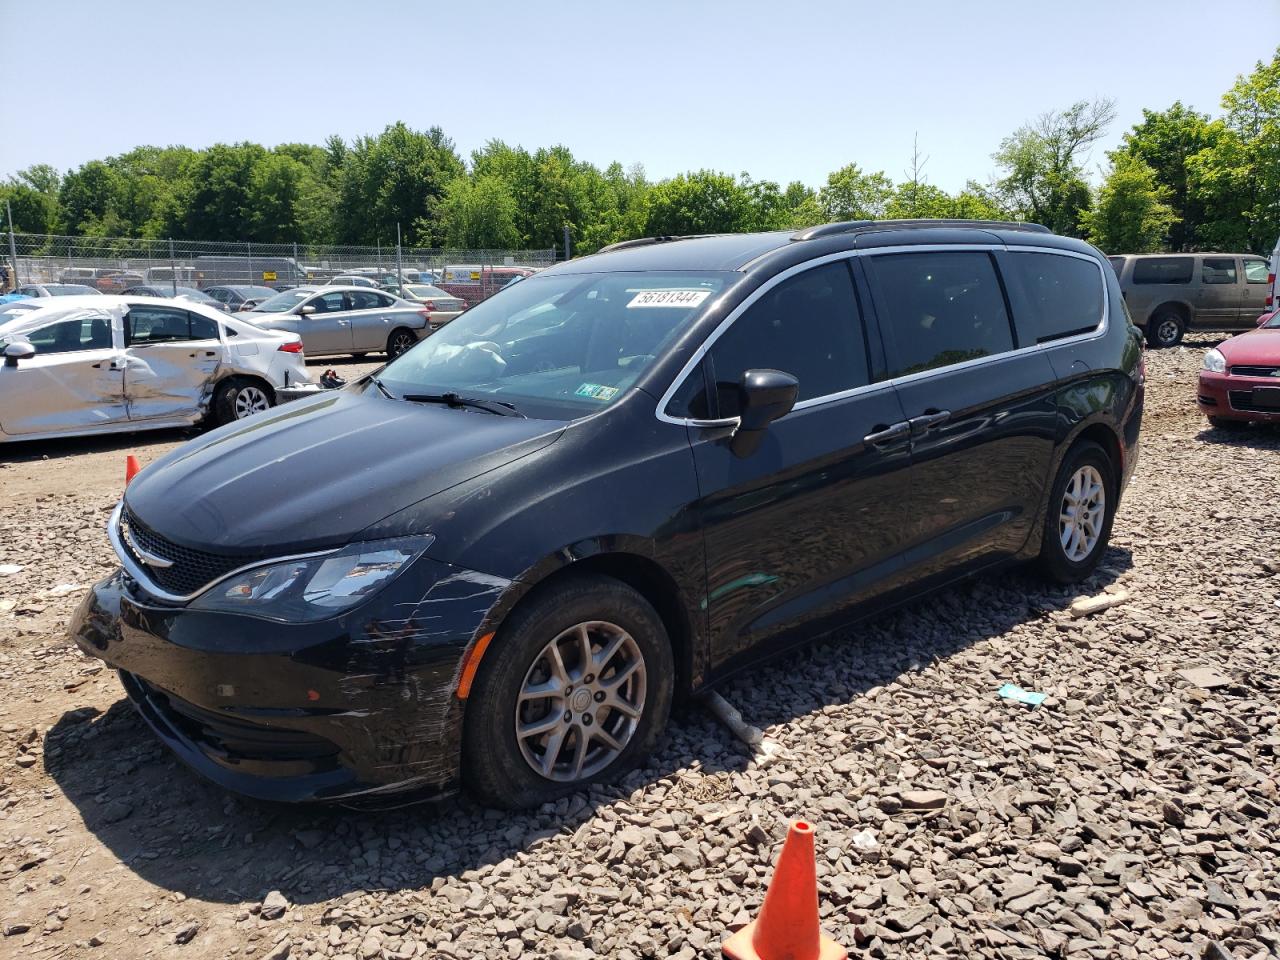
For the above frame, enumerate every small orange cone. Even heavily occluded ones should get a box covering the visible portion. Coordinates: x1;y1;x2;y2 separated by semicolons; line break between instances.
125;455;141;486
722;820;847;960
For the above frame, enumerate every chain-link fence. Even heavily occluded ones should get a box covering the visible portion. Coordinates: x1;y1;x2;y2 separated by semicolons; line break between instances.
1;233;557;306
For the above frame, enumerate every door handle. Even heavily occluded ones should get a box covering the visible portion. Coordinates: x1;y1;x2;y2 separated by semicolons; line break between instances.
863;421;910;446
908;409;951;436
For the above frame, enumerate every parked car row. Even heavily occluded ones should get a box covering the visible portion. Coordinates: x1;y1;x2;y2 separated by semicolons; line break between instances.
0;295;308;444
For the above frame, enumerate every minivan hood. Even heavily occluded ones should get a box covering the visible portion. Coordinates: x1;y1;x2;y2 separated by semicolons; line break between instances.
123;389;563;555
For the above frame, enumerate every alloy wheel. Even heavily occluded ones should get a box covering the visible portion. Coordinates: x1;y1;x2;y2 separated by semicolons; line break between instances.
390;332;416;357
1059;464;1106;562
233;385;271;419
1156;318;1180;346
515;621;647;782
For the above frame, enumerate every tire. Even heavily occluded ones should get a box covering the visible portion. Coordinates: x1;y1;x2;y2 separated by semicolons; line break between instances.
1146;311;1185;348
213;377;274;426
1208;416;1249;431
463;575;674;809
1037;440;1117;584
386;329;417;359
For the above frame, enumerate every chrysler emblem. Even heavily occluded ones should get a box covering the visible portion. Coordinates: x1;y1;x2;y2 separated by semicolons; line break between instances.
123;525;174;569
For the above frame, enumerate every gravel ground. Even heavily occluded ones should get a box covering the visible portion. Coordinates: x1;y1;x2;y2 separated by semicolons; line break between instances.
1;340;1277;960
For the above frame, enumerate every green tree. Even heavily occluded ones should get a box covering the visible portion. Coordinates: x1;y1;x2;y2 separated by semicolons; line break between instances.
59;160;129;236
1;165;60;233
168;143;267;240
819;164;894;221
991;98;1116;235
1082;154;1177;253
642;171;753;236
1114;103;1224;250
438;175;521;248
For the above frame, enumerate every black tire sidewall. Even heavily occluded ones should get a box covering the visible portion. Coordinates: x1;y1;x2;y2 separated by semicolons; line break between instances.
387;329;415;358
462;575;674;809
1039;440;1117;584
214;378;271;426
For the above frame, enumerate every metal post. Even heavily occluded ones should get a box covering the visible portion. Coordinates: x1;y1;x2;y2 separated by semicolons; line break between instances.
168;238;178;296
5;201;18;290
247;240;254;287
563;225;571;261
395;223;404;296
293;241;299;281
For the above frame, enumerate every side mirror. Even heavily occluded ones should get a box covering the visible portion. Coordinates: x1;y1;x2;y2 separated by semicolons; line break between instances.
731;368;798;457
3;341;35;367
298;304;316;316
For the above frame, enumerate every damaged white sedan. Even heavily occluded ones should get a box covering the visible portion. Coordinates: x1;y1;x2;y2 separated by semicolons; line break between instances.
0;295;308;443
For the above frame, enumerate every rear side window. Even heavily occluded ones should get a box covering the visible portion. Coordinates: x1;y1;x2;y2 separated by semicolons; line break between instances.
189;314;220;340
1132;257;1193;284
1201;258;1237;284
127;306;203;344
1005;252;1104;344
1245;260;1269;283
1107;257;1125;277
672;261;868;418
349;290;383;310
867;251;1014;377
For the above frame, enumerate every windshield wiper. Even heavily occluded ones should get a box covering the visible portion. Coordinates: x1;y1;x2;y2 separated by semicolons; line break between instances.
401;392;525;417
371;376;394;399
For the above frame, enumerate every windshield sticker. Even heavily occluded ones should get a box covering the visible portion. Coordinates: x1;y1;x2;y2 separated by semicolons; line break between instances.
626;289;711;309
575;383;619;401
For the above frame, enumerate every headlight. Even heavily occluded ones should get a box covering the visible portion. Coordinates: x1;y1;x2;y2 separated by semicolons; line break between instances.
189;535;433;621
1202;349;1227;373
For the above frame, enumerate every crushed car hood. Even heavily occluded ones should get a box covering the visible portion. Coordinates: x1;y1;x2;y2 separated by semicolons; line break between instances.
123;388;563;555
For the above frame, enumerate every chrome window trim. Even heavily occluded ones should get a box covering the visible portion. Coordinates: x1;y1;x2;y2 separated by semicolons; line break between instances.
655;243;1109;426
107;501;338;604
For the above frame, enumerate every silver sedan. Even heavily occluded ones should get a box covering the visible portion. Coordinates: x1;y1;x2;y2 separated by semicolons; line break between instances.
241;286;433;358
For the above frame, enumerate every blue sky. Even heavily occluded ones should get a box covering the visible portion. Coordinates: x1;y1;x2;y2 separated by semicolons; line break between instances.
1;0;1276;191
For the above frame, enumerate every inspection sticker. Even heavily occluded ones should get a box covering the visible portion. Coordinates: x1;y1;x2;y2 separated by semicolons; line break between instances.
575;383;619;401
626;289;711;309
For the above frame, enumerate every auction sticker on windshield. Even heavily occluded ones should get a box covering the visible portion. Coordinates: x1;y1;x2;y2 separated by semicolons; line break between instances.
627;289;711;309
575;383;619;401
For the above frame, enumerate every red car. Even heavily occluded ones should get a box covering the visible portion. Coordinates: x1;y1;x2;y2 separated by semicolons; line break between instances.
1198;310;1280;428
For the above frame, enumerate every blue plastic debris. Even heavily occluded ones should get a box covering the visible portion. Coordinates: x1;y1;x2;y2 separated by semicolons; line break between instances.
998;683;1047;707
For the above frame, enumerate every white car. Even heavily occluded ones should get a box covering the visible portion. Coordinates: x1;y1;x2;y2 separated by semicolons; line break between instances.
0;295;309;444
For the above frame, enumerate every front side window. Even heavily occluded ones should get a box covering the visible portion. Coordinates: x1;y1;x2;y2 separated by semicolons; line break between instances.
673;261;868;419
1006;252;1104;344
16;314;114;355
309;292;348;313
1244;260;1269;283
867;251;1014;378
1132;257;1193;285
379;270;738;420
127;306;199;344
1201;258;1237;284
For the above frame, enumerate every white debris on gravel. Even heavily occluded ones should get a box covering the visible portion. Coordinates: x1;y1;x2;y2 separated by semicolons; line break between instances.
0;342;1278;960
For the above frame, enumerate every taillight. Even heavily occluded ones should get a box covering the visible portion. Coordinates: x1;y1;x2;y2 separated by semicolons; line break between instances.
1267;273;1275;308
421;301;437;311
278;340;304;353
418;309;433;322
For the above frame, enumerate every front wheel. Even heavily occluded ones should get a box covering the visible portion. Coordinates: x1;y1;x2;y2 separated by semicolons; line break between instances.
213;378;274;426
463;575;674;809
1037;440;1117;584
386;329;417;359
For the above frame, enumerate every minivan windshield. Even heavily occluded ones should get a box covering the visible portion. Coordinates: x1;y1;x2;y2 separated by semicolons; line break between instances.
378;271;737;420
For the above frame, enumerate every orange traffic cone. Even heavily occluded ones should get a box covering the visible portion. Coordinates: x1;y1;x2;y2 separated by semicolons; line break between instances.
722;820;847;960
125;455;141;486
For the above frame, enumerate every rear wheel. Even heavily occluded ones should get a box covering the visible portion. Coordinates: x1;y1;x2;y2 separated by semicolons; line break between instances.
386;329;417;359
213;378;273;426
1037;440;1116;584
1146;311;1185;348
463;575;674;809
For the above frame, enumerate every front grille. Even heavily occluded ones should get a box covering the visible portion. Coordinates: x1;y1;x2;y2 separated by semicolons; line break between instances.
120;507;258;596
1230;365;1280;378
138;676;339;762
1228;390;1280;413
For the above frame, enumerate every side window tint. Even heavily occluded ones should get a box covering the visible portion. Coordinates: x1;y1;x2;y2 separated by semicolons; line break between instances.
349;291;381;310
309;292;347;313
1244;260;1269;283
1006;252;1104;344
868;251;1013;377
1132;257;1193;284
127;306;196;344
672;261;868;419
25;315;114;355
1201;258;1237;284
190;314;220;340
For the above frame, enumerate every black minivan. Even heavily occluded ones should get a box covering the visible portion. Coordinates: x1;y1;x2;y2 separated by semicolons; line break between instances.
72;220;1144;807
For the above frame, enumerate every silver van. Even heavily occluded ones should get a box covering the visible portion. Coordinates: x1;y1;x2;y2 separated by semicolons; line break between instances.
1109;253;1271;347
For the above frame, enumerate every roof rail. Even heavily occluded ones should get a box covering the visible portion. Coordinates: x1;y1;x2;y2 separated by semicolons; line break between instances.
791;219;1052;241
595;234;720;255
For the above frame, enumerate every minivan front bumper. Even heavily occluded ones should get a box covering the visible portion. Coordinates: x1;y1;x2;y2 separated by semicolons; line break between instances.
70;561;511;804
